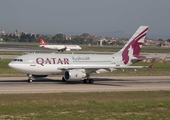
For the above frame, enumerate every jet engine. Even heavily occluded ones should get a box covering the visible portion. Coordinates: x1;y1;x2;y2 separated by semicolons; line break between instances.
64;70;86;80
66;48;70;51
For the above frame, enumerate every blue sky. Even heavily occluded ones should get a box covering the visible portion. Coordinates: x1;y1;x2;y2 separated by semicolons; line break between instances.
0;0;170;39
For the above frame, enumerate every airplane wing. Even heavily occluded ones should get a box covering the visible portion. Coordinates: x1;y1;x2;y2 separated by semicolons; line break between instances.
57;64;152;70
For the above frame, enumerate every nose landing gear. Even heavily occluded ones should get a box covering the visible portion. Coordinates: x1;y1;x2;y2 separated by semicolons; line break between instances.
27;74;33;83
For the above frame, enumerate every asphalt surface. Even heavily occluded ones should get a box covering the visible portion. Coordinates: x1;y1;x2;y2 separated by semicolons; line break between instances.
0;76;170;94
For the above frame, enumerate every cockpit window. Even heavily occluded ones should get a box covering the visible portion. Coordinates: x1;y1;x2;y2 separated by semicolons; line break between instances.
13;59;23;62
13;59;17;61
19;59;23;62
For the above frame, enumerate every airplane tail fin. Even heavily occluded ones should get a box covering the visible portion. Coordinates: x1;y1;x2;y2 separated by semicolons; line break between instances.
116;26;149;64
39;38;47;46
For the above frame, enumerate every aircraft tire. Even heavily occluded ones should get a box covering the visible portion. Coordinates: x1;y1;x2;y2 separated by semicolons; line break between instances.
83;79;87;83
62;77;67;82
28;79;32;83
89;79;94;84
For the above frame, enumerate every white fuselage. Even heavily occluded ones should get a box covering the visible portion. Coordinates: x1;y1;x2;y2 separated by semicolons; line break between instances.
8;53;126;75
40;45;82;50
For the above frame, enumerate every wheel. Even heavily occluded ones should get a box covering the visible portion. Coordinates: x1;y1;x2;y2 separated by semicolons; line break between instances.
62;77;66;82
89;79;94;84
83;79;87;83
28;79;32;83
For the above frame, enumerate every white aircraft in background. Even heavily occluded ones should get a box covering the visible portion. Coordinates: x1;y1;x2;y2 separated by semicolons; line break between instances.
9;26;151;83
39;38;82;52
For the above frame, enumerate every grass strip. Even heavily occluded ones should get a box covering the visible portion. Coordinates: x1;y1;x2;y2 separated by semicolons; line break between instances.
0;91;170;120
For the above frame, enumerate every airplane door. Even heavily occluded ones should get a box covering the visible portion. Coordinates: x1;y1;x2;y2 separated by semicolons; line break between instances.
29;56;37;72
111;57;115;64
112;57;121;66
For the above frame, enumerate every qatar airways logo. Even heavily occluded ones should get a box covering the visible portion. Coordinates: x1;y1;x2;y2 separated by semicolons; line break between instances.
72;56;90;61
36;57;69;66
122;27;148;64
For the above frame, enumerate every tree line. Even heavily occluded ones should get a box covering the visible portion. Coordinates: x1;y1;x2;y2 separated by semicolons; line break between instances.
0;33;95;45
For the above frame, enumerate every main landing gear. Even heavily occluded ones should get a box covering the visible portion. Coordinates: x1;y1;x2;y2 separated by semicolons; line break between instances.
27;74;33;83
83;79;94;84
83;75;94;84
61;76;94;84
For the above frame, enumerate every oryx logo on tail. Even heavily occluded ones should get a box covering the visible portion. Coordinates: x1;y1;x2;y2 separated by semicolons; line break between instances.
117;26;149;64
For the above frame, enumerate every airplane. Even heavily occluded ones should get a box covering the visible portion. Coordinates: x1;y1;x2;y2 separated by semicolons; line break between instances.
39;37;82;52
8;26;151;84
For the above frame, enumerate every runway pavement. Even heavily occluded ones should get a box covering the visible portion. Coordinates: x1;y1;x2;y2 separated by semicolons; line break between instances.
0;76;170;94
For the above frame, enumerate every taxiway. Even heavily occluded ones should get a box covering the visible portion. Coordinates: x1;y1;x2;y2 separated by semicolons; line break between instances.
0;76;170;94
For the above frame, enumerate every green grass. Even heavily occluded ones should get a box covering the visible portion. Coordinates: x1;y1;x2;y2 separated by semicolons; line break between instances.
0;91;170;120
0;52;23;55
97;61;170;76
1;45;170;55
81;45;121;52
0;59;24;76
81;45;170;53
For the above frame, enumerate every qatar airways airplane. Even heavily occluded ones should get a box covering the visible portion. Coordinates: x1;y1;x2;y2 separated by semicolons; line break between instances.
8;26;151;83
39;38;82;52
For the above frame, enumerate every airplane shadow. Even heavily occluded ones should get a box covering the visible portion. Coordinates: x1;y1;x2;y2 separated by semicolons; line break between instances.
0;77;128;86
0;78;58;83
2;77;167;86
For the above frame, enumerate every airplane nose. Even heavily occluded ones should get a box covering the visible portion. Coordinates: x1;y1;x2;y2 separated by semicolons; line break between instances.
8;62;16;69
8;62;13;68
8;62;24;73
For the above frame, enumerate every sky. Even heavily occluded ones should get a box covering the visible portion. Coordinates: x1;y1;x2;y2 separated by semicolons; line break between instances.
0;0;170;39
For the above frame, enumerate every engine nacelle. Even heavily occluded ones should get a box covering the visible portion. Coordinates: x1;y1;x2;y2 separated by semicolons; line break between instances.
66;48;70;51
64;70;86;80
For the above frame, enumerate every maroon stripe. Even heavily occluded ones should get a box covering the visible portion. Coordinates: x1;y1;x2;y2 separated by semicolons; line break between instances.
123;31;147;54
133;27;148;42
137;27;148;38
126;27;148;47
134;33;147;42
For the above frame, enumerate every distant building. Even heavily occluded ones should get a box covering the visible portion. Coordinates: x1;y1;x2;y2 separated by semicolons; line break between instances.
0;30;5;35
65;35;72;40
30;33;37;38
14;30;22;37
